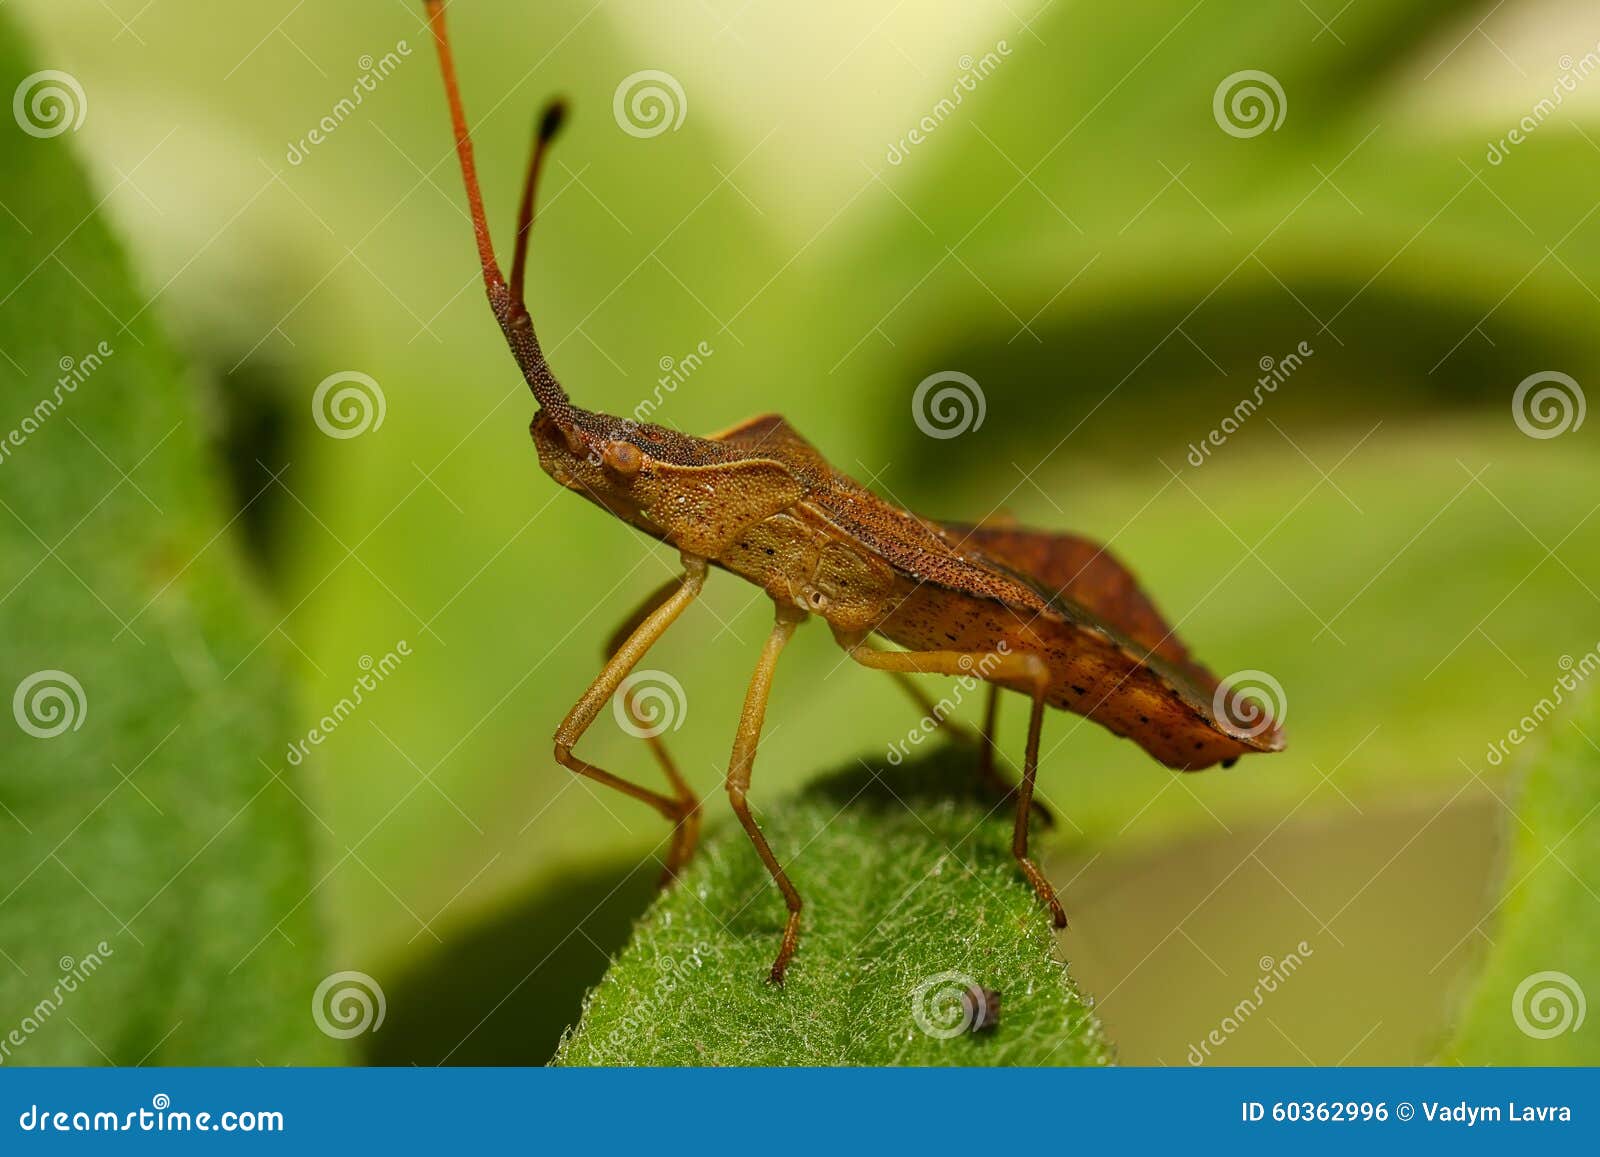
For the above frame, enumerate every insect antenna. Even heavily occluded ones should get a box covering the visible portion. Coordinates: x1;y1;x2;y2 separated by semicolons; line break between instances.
511;101;566;311
423;0;573;423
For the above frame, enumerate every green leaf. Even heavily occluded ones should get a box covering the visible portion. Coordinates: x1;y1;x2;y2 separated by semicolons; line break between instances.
556;745;1111;1065
1440;682;1600;1065
0;13;337;1064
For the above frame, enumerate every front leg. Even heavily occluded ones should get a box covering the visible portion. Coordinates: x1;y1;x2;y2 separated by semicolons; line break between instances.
600;575;705;884
553;558;707;883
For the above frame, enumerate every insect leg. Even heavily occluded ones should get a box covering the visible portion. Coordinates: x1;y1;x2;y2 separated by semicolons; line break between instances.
884;667;979;745
553;558;706;884
603;576;704;885
1013;686;1067;927
972;685;1055;828
885;669;1052;825
838;639;1067;926
726;608;806;985
977;681;1001;788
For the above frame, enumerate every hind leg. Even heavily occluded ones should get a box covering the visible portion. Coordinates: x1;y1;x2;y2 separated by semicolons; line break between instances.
837;637;1066;926
880;658;1052;827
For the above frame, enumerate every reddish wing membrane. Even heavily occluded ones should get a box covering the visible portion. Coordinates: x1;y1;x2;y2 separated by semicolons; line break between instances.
938;522;1214;683
940;521;1286;762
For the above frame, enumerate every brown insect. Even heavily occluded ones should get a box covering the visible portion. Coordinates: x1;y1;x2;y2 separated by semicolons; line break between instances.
423;1;1285;984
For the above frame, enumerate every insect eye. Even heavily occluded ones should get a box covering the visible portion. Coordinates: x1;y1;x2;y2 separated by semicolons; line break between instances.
601;440;644;479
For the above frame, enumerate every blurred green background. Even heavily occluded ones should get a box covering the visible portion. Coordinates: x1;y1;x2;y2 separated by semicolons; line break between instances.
3;0;1598;1065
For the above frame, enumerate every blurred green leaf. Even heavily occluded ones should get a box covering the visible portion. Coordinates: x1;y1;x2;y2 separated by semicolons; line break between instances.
0;13;338;1064
1441;683;1600;1065
556;746;1111;1065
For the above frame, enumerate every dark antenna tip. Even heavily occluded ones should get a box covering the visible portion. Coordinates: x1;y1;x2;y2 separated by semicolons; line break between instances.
539;99;568;143
509;96;569;322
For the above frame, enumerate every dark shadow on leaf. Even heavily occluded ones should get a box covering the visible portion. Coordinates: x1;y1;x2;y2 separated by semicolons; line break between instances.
894;282;1583;486
807;739;1008;817
364;860;657;1066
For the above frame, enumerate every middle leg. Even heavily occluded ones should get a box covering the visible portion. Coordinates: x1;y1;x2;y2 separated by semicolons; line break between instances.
726;607;806;984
